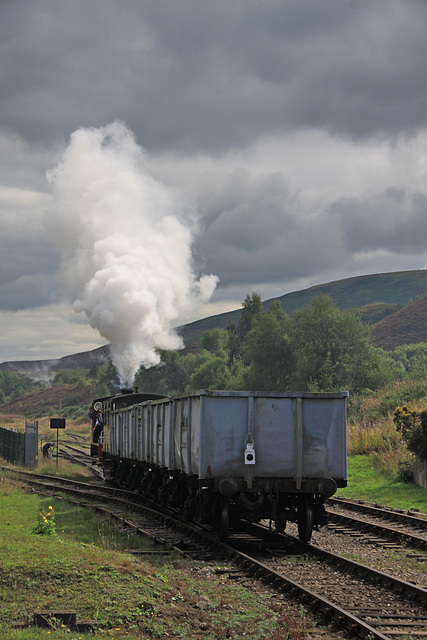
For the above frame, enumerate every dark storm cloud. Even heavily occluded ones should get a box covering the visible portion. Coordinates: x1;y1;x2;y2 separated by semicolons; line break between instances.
2;0;427;152
0;273;57;311
2;0;427;362
193;168;345;286
333;189;427;253
0;239;59;310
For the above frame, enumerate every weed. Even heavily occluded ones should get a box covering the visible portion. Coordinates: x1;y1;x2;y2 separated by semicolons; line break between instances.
30;506;56;536
272;609;306;639
0;472;16;496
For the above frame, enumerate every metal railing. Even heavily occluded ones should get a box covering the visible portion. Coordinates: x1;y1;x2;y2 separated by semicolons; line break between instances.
0;421;38;467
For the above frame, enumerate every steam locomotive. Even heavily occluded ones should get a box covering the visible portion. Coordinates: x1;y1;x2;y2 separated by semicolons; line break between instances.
90;388;348;542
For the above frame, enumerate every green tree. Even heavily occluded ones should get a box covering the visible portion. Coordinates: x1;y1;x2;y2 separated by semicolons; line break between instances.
199;328;229;356
228;292;263;363
95;361;121;396
161;350;194;395
133;350;194;396
394;406;427;463
384;343;427;380
239;292;263;337
243;301;295;390
190;349;230;391
52;368;88;386
0;371;33;400
134;361;165;394
289;295;387;392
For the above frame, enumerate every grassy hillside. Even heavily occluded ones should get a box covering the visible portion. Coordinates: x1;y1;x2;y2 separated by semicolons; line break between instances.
354;302;404;325
370;294;427;350
2;270;427;380
0;383;96;422
180;270;427;344
0;345;110;378
275;270;427;311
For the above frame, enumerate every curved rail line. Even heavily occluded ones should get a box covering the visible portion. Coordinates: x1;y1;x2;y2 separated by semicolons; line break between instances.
326;496;427;554
330;496;427;525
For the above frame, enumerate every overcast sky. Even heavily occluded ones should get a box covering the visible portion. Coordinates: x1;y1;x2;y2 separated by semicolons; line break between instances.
2;0;427;369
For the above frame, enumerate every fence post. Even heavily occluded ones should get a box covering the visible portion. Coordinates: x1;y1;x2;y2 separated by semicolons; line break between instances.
25;421;39;468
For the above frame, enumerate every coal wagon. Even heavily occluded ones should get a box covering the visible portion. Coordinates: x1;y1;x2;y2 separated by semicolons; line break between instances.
93;389;348;542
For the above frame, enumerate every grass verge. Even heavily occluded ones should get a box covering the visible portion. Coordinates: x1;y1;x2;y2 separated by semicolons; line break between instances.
337;455;427;513
0;472;308;640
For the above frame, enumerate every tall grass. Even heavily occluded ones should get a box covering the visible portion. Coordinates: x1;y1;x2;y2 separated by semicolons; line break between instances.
349;378;427;423
347;417;414;479
346;376;427;482
347;419;403;456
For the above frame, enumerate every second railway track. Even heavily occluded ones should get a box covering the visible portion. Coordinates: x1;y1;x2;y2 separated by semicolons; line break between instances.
325;496;427;556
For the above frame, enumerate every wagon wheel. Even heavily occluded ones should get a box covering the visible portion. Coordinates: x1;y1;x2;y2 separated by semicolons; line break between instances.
297;497;314;543
275;517;287;534
183;485;198;522
216;496;230;542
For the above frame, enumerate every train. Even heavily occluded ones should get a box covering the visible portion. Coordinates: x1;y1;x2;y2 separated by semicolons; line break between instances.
90;388;348;542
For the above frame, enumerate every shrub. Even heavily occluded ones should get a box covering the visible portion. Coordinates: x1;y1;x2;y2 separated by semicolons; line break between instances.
397;459;415;483
393;406;427;463
393;405;419;437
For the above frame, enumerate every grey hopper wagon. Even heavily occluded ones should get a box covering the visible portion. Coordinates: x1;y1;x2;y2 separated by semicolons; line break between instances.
96;389;348;542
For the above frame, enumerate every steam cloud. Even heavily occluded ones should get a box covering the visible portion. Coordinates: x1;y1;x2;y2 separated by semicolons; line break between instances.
46;122;218;383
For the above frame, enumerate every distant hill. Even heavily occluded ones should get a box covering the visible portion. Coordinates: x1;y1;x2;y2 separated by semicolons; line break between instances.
0;345;110;382
180;270;427;343
0;382;97;416
1;269;427;382
354;302;404;326
370;294;427;350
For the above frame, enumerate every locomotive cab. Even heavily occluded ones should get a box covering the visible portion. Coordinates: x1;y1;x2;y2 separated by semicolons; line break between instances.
90;389;168;459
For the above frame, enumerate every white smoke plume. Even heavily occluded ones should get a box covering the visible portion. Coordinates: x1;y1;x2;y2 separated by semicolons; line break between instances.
46;122;218;383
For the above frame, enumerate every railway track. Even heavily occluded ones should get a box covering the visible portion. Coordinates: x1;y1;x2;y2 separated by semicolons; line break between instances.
266;543;427;639
325;496;427;556
228;519;427;638
59;443;100;471
48;434;104;476
5;468;427;639
329;495;427;527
